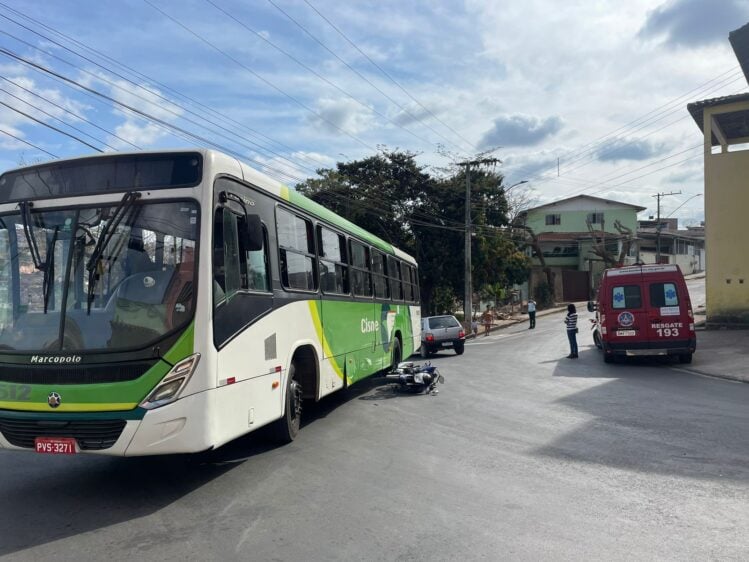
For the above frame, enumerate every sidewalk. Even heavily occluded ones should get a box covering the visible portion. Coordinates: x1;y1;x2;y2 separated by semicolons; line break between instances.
471;305;749;384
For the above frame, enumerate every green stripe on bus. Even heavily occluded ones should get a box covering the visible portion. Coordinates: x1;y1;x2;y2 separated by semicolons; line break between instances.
0;323;195;413
0;407;146;421
307;300;345;381
0;401;138;412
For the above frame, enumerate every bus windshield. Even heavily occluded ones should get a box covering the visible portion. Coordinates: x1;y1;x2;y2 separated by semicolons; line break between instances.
0;200;198;352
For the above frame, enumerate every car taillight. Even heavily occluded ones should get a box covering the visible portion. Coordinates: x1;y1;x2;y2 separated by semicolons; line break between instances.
458;330;465;339
425;333;434;342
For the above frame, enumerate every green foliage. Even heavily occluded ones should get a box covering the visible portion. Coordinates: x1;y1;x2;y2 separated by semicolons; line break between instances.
296;149;531;313
430;284;458;315
534;281;554;309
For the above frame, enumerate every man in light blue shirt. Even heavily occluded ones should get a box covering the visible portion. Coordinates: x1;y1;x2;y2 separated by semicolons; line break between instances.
528;298;536;329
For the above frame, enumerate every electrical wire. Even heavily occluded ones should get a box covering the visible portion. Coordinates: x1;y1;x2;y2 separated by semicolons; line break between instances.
0;127;57;158
266;0;471;157
303;0;477;153
0;0;330;171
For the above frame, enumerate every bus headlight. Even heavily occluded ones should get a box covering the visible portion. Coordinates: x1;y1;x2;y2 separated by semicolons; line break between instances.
141;353;201;410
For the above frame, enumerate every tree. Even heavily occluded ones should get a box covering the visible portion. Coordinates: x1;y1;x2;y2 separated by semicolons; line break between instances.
296;150;530;314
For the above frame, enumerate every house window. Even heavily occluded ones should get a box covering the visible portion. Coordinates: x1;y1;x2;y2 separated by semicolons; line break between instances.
545;214;561;225
587;212;604;224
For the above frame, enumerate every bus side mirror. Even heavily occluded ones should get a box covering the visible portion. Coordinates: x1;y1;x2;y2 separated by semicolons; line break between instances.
242;215;263;251
587;301;597;313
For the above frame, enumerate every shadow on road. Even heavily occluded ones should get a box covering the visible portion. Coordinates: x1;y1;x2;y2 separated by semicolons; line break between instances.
0;370;404;556
532;354;749;482
0;451;242;556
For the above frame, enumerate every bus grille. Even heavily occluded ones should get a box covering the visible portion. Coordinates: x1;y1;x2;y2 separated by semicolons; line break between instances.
0;362;156;385
0;419;127;450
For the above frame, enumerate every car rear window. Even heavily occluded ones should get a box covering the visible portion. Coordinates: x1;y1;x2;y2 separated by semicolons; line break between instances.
428;316;460;329
649;282;679;307
612;285;642;309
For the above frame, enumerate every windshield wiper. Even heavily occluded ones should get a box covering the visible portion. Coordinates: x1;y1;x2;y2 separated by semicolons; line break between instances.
18;201;44;270
85;191;141;313
42;226;59;314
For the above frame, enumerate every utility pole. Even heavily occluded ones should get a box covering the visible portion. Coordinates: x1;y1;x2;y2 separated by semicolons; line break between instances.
653;190;681;263
457;156;500;322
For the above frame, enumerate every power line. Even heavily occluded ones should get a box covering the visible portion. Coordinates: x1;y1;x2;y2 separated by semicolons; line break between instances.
0;22;319;178
0;128;57;158
515;66;745;184
142;0;377;153
0;47;310;184
302;0;477;153
266;0;471;157
0;86;117;151
0;75;141;149
204;0;457;154
0;99;103;152
0;0;330;171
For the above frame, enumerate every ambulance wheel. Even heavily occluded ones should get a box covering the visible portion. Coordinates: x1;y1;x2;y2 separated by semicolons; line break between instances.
603;352;615;364
593;331;602;349
678;353;692;364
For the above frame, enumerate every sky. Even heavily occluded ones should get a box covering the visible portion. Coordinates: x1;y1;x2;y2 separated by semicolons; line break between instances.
0;0;747;227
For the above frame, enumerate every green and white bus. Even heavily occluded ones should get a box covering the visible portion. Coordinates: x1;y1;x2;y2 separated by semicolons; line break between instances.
0;149;420;456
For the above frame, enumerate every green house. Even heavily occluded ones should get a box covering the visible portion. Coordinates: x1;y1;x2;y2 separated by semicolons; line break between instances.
520;195;645;301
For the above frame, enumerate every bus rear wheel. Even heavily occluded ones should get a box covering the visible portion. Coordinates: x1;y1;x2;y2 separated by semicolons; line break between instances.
391;338;402;371
270;363;302;443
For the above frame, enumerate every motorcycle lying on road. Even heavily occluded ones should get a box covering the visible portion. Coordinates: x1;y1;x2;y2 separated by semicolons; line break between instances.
385;361;445;394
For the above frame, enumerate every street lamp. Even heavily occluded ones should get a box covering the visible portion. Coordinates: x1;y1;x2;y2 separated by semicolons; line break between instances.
504;180;528;192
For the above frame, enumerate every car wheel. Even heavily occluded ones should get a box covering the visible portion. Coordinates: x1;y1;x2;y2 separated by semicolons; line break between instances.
454;342;465;355
420;343;429;358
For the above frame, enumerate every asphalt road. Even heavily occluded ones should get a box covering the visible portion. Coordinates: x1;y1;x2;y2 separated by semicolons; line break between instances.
2;308;749;560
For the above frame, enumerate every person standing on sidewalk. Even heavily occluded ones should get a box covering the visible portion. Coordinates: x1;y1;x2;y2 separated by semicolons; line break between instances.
482;307;493;336
527;298;537;329
564;304;578;358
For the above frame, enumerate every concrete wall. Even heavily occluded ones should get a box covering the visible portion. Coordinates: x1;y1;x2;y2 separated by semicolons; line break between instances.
704;102;749;326
638;251;701;274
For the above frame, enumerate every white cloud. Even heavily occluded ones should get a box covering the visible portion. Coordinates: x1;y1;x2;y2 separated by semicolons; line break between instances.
110;120;167;149
307;97;375;135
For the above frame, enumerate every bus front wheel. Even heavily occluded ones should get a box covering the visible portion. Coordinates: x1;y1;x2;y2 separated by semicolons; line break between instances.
270;363;302;443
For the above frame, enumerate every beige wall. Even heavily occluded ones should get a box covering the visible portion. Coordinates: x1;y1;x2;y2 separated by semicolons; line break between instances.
704;102;749;326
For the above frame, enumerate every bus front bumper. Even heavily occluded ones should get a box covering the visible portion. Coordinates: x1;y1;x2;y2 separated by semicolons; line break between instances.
0;392;213;457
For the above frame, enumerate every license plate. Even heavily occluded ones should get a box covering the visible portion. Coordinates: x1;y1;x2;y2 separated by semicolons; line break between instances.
616;330;636;336
35;437;77;454
441;342;452;347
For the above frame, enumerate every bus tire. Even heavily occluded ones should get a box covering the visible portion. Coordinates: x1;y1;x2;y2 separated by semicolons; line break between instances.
270;362;302;444
391;337;402;371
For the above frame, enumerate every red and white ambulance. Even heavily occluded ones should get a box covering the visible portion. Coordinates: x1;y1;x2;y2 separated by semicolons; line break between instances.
588;264;696;364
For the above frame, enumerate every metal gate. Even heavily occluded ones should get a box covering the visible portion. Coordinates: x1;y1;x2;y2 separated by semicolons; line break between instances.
562;270;590;302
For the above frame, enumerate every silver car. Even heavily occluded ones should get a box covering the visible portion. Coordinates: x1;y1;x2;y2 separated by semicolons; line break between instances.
420;315;466;357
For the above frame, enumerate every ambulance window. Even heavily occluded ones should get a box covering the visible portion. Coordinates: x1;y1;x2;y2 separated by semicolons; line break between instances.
612;285;641;309
650;283;679;307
